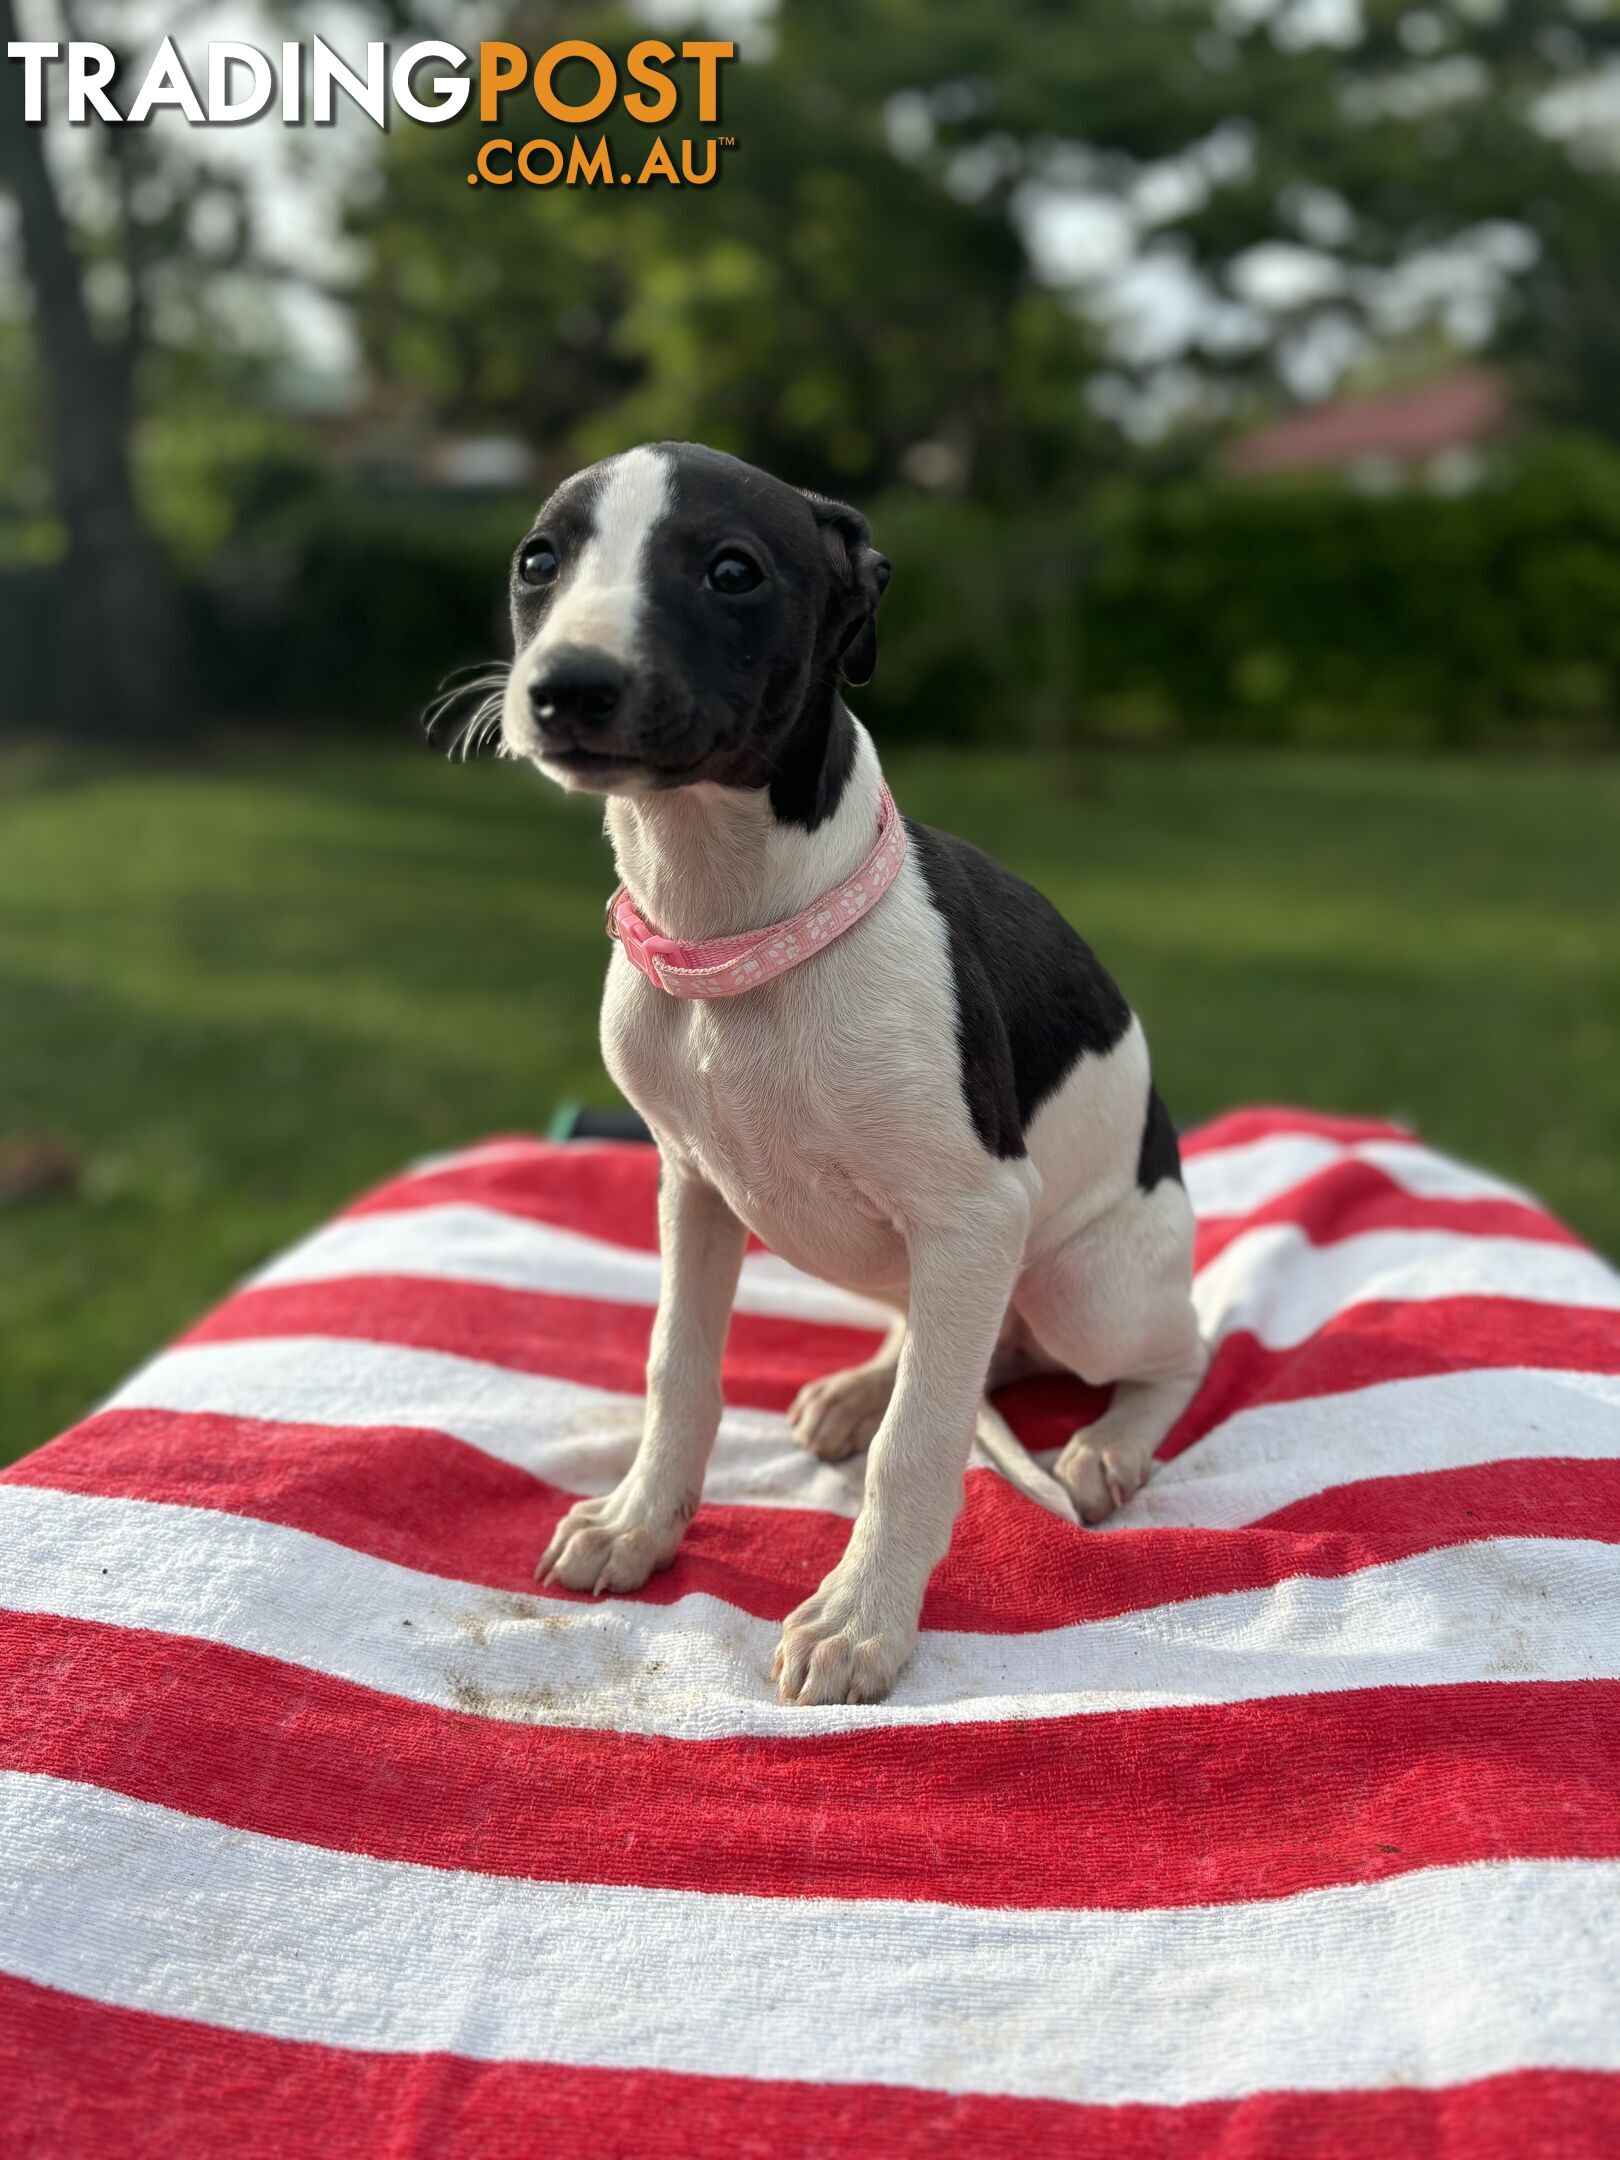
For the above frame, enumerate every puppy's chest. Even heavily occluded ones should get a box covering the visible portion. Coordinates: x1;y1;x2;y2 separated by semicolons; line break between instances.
602;974;908;1289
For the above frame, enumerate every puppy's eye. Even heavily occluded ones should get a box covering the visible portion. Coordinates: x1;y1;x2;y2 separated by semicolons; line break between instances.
518;538;559;588
706;551;763;597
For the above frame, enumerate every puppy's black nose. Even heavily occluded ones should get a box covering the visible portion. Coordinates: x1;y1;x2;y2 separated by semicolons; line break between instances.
528;648;626;729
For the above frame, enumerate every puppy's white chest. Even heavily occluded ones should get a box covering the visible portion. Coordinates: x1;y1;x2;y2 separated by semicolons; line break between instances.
601;967;908;1293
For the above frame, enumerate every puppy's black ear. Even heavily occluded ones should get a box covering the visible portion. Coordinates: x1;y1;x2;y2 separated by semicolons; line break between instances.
806;495;891;687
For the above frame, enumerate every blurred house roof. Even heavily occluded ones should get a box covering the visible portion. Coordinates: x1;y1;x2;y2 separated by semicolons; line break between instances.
1225;368;1510;477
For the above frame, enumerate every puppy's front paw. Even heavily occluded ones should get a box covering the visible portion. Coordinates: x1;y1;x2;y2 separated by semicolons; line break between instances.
1053;1434;1152;1524
536;1484;692;1596
771;1571;916;1707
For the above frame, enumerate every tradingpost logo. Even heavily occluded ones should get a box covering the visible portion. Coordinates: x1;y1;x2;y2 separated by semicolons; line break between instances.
4;35;739;189
470;38;735;189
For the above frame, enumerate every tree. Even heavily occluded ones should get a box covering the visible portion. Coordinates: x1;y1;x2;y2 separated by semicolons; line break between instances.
820;0;1620;435
0;0;443;738
356;2;1620;477
351;8;1105;507
0;0;192;737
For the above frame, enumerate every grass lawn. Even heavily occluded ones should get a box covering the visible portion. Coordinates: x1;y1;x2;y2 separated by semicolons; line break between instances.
2;731;1616;1467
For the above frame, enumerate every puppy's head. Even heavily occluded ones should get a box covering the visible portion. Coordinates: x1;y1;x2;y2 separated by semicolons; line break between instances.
500;442;888;796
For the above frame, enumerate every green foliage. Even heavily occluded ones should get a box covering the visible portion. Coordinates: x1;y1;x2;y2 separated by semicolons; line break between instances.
853;439;1620;748
1072;438;1620;744
190;488;526;729
823;0;1620;430
351;8;1103;504
350;0;1620;487
135;405;324;569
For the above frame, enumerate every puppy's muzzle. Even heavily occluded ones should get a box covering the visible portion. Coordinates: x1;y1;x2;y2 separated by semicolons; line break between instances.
528;644;628;743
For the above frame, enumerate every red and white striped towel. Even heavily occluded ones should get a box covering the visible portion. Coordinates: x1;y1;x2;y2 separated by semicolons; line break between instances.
3;1108;1618;2157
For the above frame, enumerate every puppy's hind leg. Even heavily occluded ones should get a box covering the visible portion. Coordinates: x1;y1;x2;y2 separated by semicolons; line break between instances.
790;1304;1046;1467
789;1313;905;1463
1056;1366;1206;1523
789;1309;1052;1471
1017;1181;1207;1525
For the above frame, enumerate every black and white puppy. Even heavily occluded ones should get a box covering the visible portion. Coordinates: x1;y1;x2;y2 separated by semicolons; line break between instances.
501;442;1206;1707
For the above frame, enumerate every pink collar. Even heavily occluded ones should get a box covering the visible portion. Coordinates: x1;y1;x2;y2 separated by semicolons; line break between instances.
607;785;907;998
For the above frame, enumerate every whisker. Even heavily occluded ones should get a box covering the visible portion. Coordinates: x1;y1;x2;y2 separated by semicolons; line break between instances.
423;659;511;750
477;699;506;758
436;659;508;690
445;688;507;763
423;677;504;731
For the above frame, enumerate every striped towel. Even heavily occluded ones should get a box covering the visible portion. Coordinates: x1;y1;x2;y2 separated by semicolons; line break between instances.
2;1107;1618;2156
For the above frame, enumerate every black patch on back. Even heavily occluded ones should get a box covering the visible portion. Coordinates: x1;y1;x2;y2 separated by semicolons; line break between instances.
1136;1083;1183;1191
905;818;1133;1160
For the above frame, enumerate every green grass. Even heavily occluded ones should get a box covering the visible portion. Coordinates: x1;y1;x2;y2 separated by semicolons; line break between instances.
2;733;1617;1467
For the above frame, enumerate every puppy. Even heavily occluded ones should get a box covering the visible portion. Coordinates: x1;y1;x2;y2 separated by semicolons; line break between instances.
500;442;1206;1706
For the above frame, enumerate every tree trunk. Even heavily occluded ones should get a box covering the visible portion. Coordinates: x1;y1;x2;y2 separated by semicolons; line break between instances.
0;0;192;739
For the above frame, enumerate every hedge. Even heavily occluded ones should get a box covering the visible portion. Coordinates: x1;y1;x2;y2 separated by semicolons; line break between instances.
864;437;1620;749
7;436;1620;747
